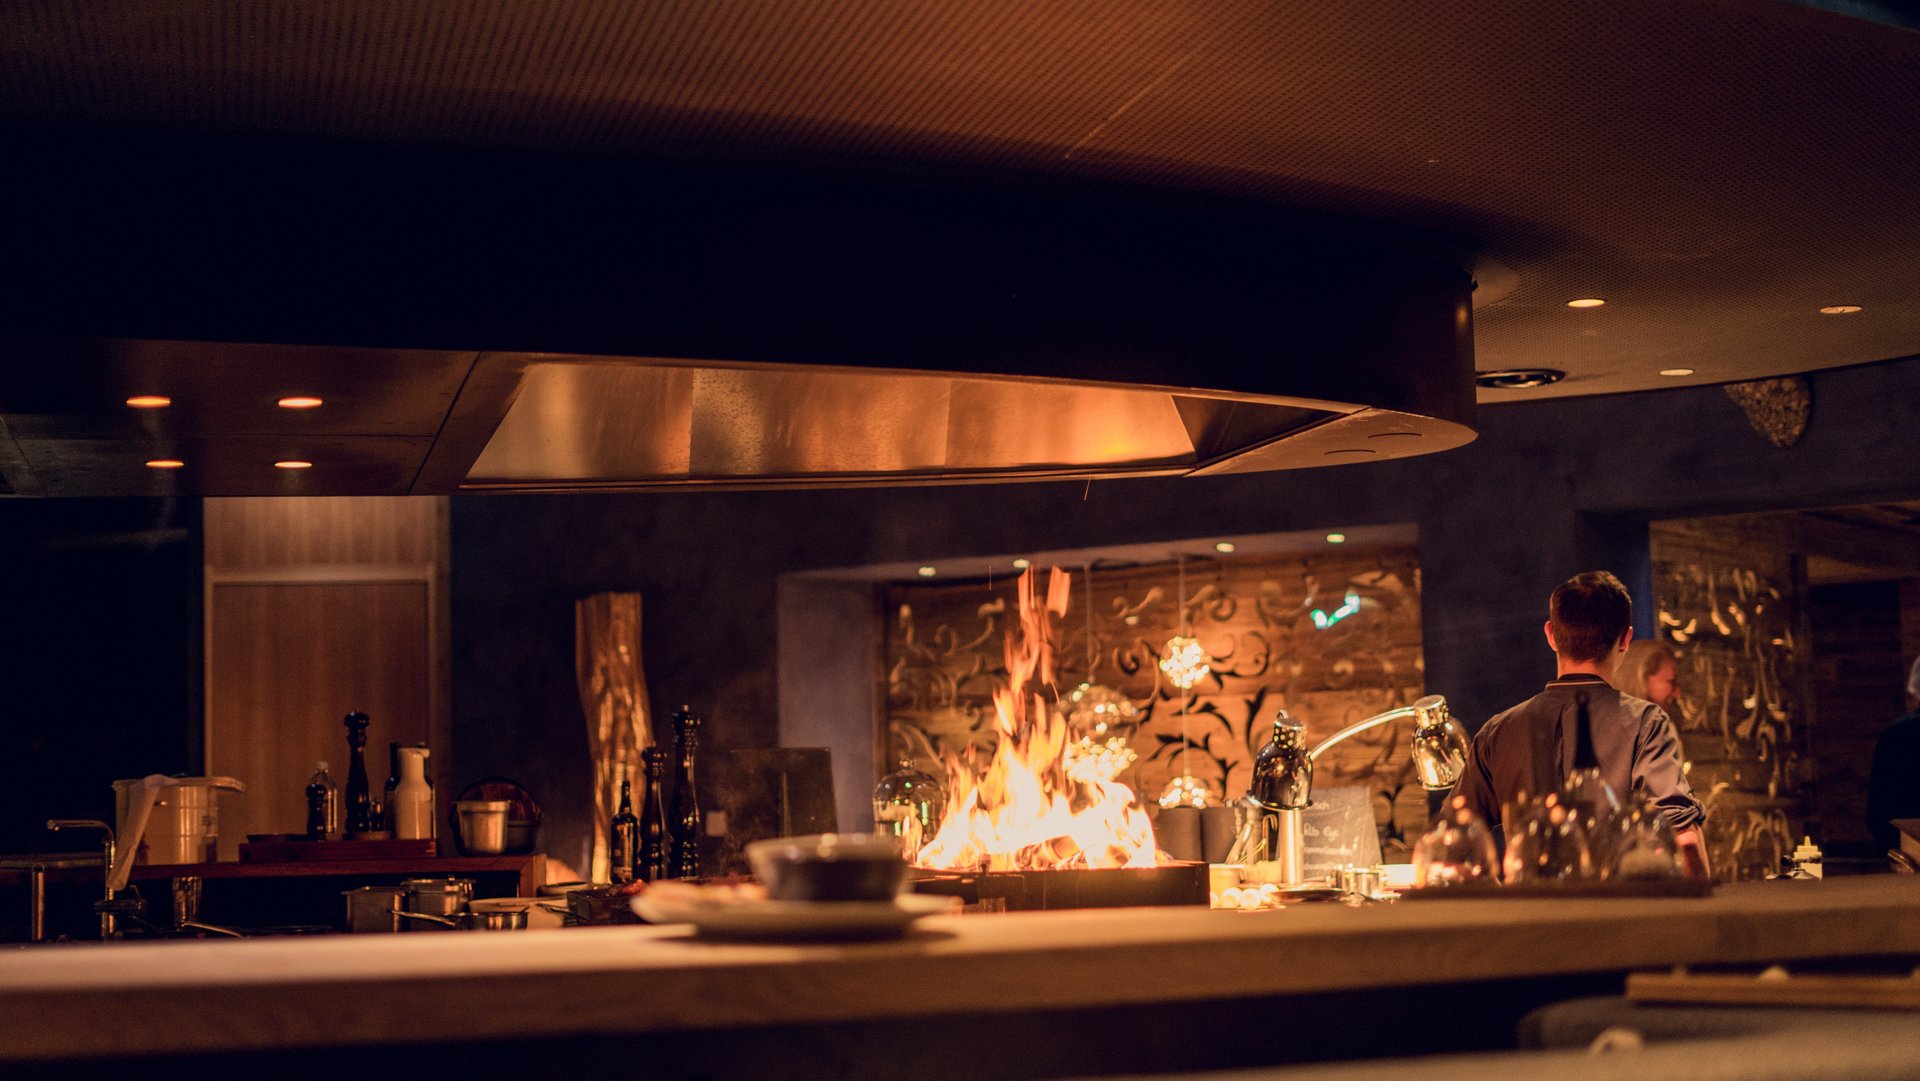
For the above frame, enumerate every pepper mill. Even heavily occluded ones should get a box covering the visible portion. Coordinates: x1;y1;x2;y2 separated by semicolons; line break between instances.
668;707;702;879
343;710;374;835
638;746;669;882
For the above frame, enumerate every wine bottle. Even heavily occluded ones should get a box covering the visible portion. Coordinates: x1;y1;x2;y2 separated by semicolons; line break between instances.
639;747;669;882
383;742;402;831
609;778;639;884
305;761;338;840
343;711;373;834
668;706;702;879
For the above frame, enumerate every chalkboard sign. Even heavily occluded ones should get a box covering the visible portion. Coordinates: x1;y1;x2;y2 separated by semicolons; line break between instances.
1300;786;1382;879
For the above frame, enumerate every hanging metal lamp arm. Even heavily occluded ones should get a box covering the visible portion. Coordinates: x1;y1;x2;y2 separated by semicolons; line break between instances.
1308;706;1419;763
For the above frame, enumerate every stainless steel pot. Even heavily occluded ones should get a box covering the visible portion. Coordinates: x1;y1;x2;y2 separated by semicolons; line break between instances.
395;908;527;931
342;885;408;933
402;876;473;917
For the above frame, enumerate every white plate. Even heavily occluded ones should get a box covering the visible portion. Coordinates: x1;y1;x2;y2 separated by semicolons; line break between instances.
631;892;955;940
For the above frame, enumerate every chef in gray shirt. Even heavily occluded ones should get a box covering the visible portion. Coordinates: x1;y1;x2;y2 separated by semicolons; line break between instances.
1446;570;1709;877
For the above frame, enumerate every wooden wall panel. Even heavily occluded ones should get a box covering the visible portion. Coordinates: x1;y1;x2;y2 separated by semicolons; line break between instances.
208;582;432;855
883;548;1428;851
204;497;441;569
203;496;451;860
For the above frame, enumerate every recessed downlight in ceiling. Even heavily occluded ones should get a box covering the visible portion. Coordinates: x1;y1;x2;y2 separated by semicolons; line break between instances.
1820;305;1864;315
1326;533;1347;544
1475;368;1567;390
277;396;324;409
126;395;171;408
917;565;937;578
1567;298;1607;309
273;459;313;470
145;458;184;469
1011;558;1031;569
1659;367;1696;377
1215;541;1236;553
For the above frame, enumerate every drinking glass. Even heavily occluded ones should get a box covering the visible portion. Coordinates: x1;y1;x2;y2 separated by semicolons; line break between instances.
1501;792;1593;883
1412;796;1498;888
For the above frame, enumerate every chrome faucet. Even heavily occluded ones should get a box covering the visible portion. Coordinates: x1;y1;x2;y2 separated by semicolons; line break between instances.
1230;695;1470;884
46;819;119;940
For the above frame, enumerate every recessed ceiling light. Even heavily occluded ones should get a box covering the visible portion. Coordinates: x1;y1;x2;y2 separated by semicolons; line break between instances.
145;458;184;469
1214;541;1236;554
126;395;172;408
274;460;313;470
1818;305;1863;315
916;565;937;578
1475;368;1566;390
1567;298;1607;308
1658;367;1695;377
277;396;325;409
1011;558;1030;570
1326;532;1347;544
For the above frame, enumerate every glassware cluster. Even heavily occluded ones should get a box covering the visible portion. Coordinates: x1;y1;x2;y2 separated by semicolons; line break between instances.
1412;691;1685;889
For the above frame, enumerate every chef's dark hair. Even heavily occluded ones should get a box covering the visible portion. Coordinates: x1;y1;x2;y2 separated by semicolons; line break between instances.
1549;571;1632;662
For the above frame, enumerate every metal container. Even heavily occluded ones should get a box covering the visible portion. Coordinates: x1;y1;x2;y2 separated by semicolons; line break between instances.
342;885;408;933
453;800;510;855
402;876;474;918
1338;865;1384;900
113;776;246;865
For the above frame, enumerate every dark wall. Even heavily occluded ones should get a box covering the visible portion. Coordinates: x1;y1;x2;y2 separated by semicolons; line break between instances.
0;498;201;853
449;354;1920;869
1809;580;1911;854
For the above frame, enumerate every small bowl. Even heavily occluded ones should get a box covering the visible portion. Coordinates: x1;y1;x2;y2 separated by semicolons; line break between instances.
747;833;908;902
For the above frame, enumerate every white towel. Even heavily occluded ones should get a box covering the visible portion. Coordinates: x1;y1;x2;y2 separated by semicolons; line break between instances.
108;774;176;893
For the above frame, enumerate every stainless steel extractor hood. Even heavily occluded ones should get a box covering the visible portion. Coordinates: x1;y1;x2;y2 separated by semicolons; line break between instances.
0;144;1476;497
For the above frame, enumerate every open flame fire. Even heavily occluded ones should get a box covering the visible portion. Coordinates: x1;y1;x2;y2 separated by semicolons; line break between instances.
914;566;1161;871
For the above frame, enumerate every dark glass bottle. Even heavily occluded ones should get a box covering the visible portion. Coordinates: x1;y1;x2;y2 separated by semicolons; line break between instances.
668;706;702;879
343;711;374;834
383;742;402;831
639;746;670;882
609;779;639;884
305;761;337;840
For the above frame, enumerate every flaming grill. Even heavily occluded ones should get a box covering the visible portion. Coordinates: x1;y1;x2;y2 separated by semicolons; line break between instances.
911;566;1164;879
909;862;1209;912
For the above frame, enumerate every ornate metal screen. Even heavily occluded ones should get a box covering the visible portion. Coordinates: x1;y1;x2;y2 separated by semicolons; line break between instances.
882;547;1429;849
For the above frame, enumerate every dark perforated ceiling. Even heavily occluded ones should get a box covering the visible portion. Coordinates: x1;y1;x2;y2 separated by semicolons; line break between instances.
0;0;1915;404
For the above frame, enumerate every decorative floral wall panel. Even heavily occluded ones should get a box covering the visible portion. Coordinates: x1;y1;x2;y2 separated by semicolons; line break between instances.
882;547;1429;849
1651;522;1812;882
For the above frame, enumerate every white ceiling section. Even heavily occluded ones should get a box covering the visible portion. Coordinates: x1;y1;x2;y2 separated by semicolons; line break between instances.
0;0;1914;404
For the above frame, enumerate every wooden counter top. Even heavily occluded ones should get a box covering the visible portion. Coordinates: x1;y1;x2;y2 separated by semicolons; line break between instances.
2;876;1917;1063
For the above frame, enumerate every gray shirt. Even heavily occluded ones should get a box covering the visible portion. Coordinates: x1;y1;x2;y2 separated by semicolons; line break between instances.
1447;673;1705;843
